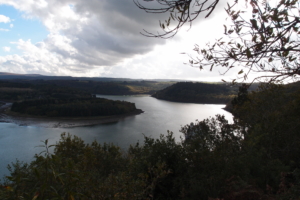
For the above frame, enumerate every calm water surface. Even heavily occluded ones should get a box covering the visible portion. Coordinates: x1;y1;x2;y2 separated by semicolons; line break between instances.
0;95;232;178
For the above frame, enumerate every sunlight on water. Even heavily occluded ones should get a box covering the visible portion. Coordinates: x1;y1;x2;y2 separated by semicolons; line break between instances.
0;95;232;178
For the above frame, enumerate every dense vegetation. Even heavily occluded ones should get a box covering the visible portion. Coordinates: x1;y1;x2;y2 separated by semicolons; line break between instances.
152;82;237;104
11;98;138;117
1;83;300;199
52;80;174;95
0;79;174;102
0;80;90;101
0;79;171;118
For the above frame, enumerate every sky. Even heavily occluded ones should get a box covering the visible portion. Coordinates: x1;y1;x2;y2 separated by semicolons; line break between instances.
0;0;243;82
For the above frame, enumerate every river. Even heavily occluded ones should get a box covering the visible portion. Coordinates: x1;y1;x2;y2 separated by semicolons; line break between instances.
0;95;232;178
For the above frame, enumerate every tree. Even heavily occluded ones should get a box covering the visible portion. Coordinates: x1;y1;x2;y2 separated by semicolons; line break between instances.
134;0;220;38
136;0;300;83
232;84;300;166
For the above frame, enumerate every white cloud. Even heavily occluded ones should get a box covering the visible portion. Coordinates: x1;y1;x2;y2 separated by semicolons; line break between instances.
0;28;9;31
0;14;10;23
0;0;166;74
10;23;13;28
3;47;11;52
0;39;81;75
0;0;234;81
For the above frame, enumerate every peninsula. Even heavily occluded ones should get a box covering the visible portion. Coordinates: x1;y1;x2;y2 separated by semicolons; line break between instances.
152;82;237;104
0;76;152;127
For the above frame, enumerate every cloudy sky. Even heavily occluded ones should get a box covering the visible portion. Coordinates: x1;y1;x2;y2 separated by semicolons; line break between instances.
0;0;243;82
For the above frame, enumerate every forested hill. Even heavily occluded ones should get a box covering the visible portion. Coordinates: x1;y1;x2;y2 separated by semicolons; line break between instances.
0;79;146;118
0;79;174;100
10;98;139;117
152;82;237;104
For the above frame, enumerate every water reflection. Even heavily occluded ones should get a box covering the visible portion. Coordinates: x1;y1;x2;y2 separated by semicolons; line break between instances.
0;95;232;178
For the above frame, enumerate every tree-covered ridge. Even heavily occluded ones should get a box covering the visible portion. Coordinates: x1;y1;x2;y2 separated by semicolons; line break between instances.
0;80;91;101
152;82;237;104
0;79;168;118
10;98;138;117
224;81;300;112
0;79;174;102
2;83;300;199
57;80;174;95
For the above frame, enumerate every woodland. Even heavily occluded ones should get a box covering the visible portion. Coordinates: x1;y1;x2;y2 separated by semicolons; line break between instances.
0;80;145;118
0;83;300;200
10;98;138;117
152;82;238;104
0;79;174;101
1;0;300;199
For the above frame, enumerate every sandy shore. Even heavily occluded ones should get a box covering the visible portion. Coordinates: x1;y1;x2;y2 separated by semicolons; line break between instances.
0;101;144;128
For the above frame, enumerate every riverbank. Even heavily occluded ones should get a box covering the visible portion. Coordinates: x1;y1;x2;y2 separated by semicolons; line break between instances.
0;102;144;128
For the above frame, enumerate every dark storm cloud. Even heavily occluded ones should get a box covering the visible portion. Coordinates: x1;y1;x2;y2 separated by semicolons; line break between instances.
42;0;169;69
50;0;227;69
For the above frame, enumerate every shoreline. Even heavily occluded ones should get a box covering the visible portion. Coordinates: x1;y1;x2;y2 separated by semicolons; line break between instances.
0;102;144;128
151;96;230;105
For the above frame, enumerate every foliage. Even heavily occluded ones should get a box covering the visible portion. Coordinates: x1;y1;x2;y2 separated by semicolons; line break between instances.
233;83;300;167
0;133;186;200
190;0;300;82
0;79;174;102
0;80;90;101
0;134;142;199
137;0;300;82
181;115;246;199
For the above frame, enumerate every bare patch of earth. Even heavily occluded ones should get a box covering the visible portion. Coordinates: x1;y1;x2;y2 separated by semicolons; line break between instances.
0;101;143;128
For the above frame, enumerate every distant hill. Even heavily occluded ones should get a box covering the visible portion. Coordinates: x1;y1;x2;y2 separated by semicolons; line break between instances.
10;97;140;117
0;72;186;82
0;72;43;76
0;78;175;101
152;82;237;104
0;72;44;78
